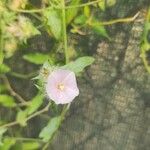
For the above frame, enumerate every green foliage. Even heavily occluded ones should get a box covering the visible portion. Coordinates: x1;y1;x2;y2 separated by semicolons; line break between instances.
21;141;40;150
74;15;87;25
0;128;7;146
106;0;116;7
141;8;150;73
0;137;16;150
0;0;118;146
62;56;95;74
16;93;44;126
23;53;50;65
39;116;61;142
66;0;81;25
0;64;11;74
91;24;109;39
0;50;4;66
0;85;7;93
43;9;62;39
0;95;16;108
98;0;105;11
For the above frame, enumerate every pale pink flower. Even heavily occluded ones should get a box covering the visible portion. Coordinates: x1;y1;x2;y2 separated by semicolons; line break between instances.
46;69;79;104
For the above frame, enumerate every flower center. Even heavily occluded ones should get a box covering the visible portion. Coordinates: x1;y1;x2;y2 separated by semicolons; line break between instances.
57;83;65;91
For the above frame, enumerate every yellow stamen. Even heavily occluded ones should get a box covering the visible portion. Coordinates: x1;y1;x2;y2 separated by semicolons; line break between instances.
57;83;65;91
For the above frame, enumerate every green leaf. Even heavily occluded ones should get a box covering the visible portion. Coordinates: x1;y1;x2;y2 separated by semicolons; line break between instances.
62;56;95;74
16;110;28;126
0;128;7;146
23;53;49;65
39;116;61;142
66;0;81;25
43;9;62;39
84;6;90;17
74;15;87;25
0;64;11;74
16;93;44;126
22;141;40;150
0;50;4;66
0;95;16;108
0;137;16;150
91;24;110;39
106;0;116;7
98;0;105;11
27;93;44;115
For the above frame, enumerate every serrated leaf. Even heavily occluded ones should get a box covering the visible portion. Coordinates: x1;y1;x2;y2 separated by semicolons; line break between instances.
43;9;62;39
39;116;61;142
62;56;95;74
22;141;40;150
0;95;16;108
0;64;11;74
23;53;49;65
66;0;81;25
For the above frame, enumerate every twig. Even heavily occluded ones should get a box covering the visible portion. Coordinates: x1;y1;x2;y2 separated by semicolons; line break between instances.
10;71;37;79
0;102;51;128
91;11;140;26
13;137;44;143
12;0;102;13
0;75;27;103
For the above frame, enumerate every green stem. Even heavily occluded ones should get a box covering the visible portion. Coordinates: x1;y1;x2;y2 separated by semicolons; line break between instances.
0;102;51;128
88;12;140;26
12;0;102;13
42;103;70;150
13;137;44;143
0;19;4;65
10;71;37;79
61;0;68;63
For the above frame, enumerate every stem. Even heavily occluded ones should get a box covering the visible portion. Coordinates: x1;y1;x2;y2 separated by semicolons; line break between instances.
0;18;4;65
10;71;37;79
42;103;70;150
92;12;140;26
0;102;51;128
61;0;68;63
13;0;102;13
141;51;150;73
0;75;27;103
13;137;44;143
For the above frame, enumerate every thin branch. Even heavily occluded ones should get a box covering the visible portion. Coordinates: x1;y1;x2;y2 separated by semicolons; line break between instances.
12;0;102;13
92;12;140;26
0;102;51;128
13;137;44;143
10;71;37;79
0;75;27;103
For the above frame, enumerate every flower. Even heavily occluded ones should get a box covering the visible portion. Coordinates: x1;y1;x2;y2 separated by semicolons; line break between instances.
46;69;79;104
